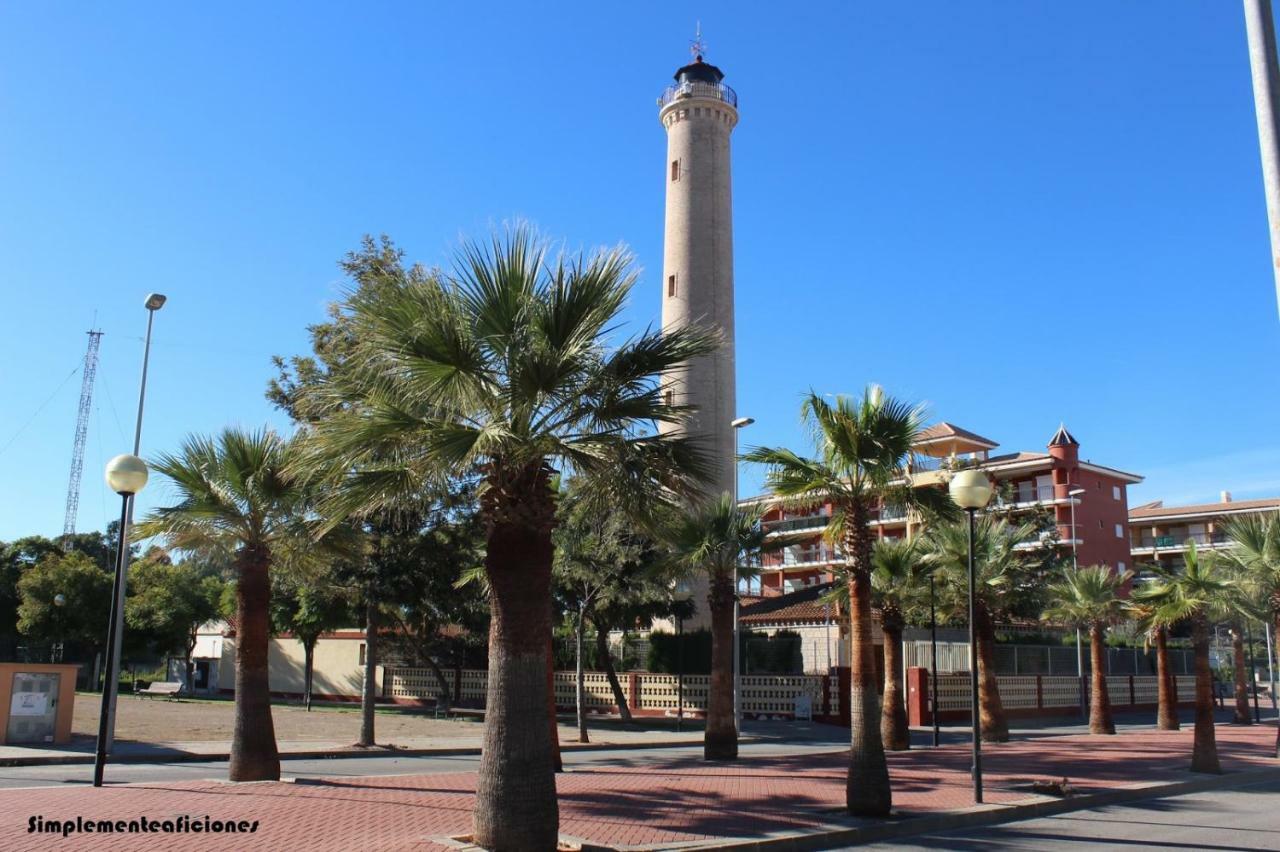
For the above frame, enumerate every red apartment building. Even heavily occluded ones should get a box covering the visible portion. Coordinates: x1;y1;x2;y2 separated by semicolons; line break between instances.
745;423;1143;596
1129;492;1280;572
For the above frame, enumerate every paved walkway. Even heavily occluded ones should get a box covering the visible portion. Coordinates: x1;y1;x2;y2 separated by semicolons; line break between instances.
2;723;1275;851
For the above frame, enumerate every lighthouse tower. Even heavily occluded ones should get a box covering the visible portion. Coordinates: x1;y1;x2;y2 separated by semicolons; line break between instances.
658;39;739;501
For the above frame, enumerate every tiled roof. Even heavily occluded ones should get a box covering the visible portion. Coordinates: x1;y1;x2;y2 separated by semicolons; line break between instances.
1129;497;1280;520
915;422;999;449
740;583;838;625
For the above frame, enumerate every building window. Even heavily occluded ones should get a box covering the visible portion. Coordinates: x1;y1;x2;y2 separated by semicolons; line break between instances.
671;160;680;181
663;389;674;407
1118;561;1126;573
358;643;366;666
1115;523;1124;539
667;274;676;297
1112;485;1121;501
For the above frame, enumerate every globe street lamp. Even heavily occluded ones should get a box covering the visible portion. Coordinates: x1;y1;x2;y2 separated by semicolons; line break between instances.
52;594;66;664
948;468;992;804
95;453;148;788
929;565;941;747
673;581;693;732
731;415;754;729
104;293;166;753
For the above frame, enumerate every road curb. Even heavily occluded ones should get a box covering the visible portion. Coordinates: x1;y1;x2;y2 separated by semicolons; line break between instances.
629;765;1280;851
0;737;720;768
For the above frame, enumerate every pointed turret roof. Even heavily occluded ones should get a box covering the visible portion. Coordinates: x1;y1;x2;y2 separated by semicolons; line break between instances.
1048;423;1079;447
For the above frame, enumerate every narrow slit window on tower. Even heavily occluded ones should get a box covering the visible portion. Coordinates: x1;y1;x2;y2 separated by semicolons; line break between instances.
667;274;676;297
663;389;674;407
670;159;680;181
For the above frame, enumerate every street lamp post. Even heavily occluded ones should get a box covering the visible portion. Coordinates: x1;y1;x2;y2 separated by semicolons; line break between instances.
52;594;66;664
95;454;149;787
1068;486;1087;711
674;581;692;733
104;293;166;752
1246;621;1262;723
730;416;754;730
949;468;993;805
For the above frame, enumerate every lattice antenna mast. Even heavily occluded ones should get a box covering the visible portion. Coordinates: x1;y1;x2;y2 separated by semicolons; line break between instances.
63;330;103;538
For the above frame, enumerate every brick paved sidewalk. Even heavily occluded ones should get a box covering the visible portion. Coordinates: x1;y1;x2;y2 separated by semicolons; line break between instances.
1;723;1275;851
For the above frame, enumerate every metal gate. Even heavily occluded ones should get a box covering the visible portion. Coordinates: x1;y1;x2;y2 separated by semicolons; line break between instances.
6;672;60;743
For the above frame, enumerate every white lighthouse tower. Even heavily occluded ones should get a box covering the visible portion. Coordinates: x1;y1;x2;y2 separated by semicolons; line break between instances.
658;36;739;501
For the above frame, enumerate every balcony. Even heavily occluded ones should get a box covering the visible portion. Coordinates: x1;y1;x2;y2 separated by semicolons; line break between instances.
658;80;738;109
1136;531;1228;550
991;484;1069;509
764;514;830;535
761;545;841;570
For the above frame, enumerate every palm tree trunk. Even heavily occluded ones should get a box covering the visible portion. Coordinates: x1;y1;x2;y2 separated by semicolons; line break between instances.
1089;623;1115;734
880;619;909;750
472;518;559;851
303;639;315;712
575;608;588;744
845;507;891;817
1190;616;1221;773
975;610;1008;743
358;597;377;747
705;569;738;760
1155;626;1179;731
228;552;280;782
1232;625;1252;725
594;623;633;723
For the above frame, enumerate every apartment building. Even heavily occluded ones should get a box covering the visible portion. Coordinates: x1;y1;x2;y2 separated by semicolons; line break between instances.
746;423;1142;596
1129;492;1280;571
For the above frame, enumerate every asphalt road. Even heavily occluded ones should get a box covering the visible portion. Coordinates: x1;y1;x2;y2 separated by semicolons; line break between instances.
856;778;1280;851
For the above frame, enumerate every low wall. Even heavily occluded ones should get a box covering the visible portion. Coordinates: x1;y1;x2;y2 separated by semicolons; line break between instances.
382;667;849;721
906;667;1197;725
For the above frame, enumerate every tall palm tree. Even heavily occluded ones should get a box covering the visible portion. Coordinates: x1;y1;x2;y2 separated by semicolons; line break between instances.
744;386;939;817
869;538;929;750
922;515;1040;744
665;493;765;760
1221;512;1280;752
1043;564;1132;735
1132;543;1233;773
1127;592;1180;731
301;228;717;851
138;428;313;782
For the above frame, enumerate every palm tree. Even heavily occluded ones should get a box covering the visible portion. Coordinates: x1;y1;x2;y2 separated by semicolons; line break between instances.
138;428;312;782
922;515;1040;744
868;539;929;750
1127;591;1180;731
1221;512;1280;750
1043;565;1132;735
744;387;940;817
301;228;717;851
665;492;764;760
1132;543;1233;773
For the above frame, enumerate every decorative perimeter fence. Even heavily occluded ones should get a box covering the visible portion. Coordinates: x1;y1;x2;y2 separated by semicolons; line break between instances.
383;667;844;721
903;641;1195;676
906;669;1197;725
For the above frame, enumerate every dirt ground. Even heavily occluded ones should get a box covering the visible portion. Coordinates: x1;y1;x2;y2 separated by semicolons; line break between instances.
71;693;673;746
73;693;491;744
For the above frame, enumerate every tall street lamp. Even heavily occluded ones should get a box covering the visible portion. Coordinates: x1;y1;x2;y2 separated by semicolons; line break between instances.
95;453;149;787
52;594;66;664
1067;486;1087;713
948;468;993;805
929;566;940;747
673;581;693;733
104;293;166;752
730;415;754;729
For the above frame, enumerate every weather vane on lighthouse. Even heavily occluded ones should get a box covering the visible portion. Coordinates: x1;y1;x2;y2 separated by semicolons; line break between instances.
690;22;706;61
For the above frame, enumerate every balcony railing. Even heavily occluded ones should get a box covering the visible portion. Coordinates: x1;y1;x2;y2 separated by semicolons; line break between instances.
1137;532;1228;549
658;80;739;109
764;514;830;534
992;485;1059;508
762;545;840;568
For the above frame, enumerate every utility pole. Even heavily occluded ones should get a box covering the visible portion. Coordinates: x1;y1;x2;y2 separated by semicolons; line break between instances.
1244;0;1280;319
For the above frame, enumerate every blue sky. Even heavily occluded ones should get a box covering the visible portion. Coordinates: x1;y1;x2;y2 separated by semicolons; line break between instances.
1;2;1278;541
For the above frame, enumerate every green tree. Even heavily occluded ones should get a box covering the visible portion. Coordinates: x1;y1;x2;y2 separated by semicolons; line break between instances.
744;387;943;816
299;228;717;850
1127;590;1180;731
1221;511;1280;751
869;538;930;750
1132;543;1233;773
1042;564;1132;735
664;493;764;760
17;551;112;656
125;554;224;691
137;428;316;782
922;515;1043;743
272;571;352;711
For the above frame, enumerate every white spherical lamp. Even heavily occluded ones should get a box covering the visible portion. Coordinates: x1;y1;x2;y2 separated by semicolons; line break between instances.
104;454;149;496
948;468;993;510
